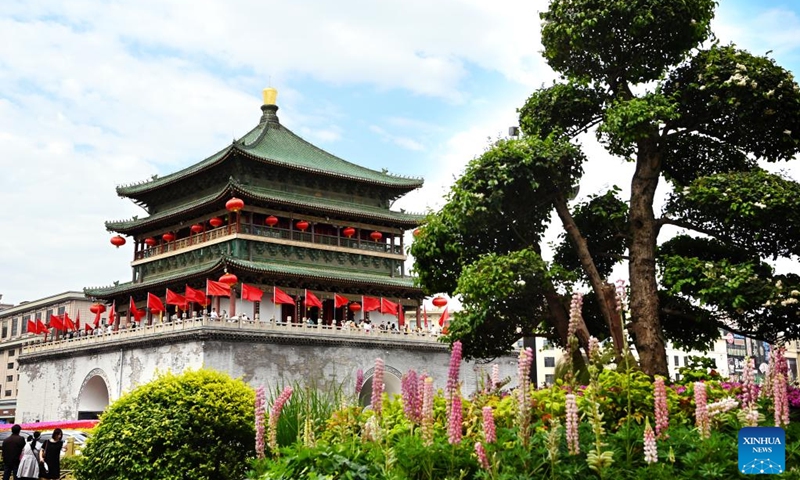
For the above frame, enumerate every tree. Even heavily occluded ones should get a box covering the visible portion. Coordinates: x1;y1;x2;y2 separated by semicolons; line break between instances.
75;368;255;480
412;0;800;375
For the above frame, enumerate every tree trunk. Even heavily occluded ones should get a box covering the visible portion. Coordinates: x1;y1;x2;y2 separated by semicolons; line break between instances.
553;194;625;361
628;141;669;376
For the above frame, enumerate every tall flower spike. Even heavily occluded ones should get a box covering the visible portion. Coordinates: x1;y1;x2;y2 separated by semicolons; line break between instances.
568;292;584;339
446;341;463;416
588;336;601;363
482;406;497;444
355;368;364;397
566;393;580;455
694;382;710;439
402;369;421;424
268;386;293;453
517;348;533;445
654;376;669;439
475;442;490;471
421;377;435;446
614;279;627;312
491;364;500;389
254;386;267;459
448;392;463;444
643;419;658;464
371;358;385;419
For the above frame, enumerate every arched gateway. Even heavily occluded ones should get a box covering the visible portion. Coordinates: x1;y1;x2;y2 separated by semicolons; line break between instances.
77;369;110;420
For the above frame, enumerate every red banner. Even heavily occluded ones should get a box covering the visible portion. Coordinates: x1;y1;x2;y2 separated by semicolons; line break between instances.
380;298;398;315
334;294;349;308
130;297;144;322
305;290;323;309
206;279;231;297
166;289;187;309
241;283;264;302
148;292;165;313
273;287;294;305
362;296;380;312
185;286;208;306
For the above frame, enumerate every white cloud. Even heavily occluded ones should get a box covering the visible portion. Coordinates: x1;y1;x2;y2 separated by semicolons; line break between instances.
369;125;425;152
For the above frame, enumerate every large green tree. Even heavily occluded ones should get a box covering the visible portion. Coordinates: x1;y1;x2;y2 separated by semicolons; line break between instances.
411;0;800;376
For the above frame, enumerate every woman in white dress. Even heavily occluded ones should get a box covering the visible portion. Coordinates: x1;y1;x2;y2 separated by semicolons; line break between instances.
16;432;40;480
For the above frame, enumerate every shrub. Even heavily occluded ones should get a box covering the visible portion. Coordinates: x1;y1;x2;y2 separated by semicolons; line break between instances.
75;368;254;480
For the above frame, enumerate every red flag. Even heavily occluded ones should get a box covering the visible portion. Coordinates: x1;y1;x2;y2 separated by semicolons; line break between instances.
362;296;380;312
185;285;207;306
206;279;231;297
26;319;36;334
85;323;93;332
50;314;64;331
439;307;450;327
148;292;165;313
423;305;428;329
130;297;144;322
305;290;323;309
76;311;81;330
399;307;405;327
108;302;116;326
63;313;76;331
334;294;349;308
166;289;187;309
36;319;47;334
380;298;398;315
241;283;264;302
273;287;294;305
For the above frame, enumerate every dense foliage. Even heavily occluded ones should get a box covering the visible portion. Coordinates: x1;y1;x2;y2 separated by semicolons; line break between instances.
74;368;255;480
411;0;800;374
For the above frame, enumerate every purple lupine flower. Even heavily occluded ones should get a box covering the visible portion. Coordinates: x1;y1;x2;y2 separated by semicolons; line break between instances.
742;357;758;410
475;442;490;471
588;336;600;362
355;368;364;397
614;279;627;312
774;372;790;428
482;406;497;444
694;382;710;439
402;369;421;424
371;358;385;418
255;385;267;459
517;347;533;444
565;393;580;454
268;386;293;452
654;376;669;439
448;392;463;444
568;293;583;338
421;377;434;446
491;364;500;389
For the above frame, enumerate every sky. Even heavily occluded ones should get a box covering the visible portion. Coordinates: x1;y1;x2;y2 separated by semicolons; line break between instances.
1;0;799;305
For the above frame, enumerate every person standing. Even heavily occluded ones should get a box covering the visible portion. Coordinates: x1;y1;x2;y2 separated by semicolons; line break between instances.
38;429;62;480
16;433;39;480
2;424;26;480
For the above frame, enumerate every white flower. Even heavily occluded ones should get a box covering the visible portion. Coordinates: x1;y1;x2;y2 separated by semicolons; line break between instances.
698;85;706;91
515;279;526;286
708;397;739;417
790;290;800;297
784;130;792;136
736;63;747;72
754;202;766;208
781;298;799;306
766;90;775;97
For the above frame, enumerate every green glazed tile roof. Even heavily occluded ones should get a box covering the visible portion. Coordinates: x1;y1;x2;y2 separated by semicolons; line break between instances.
84;256;420;298
116;109;423;197
106;180;424;234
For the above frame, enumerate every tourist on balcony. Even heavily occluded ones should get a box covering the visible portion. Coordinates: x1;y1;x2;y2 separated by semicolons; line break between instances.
210;308;219;320
221;310;228;320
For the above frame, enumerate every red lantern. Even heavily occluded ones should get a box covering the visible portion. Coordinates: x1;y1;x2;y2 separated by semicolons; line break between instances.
110;235;126;248
219;272;238;285
370;231;383;241
209;217;224;228
349;302;362;312
432;296;448;308
89;303;106;315
265;215;279;227
343;227;356;238
413;228;421;237
162;232;175;242
144;237;158;247
226;197;244;213
190;224;205;234
296;220;309;231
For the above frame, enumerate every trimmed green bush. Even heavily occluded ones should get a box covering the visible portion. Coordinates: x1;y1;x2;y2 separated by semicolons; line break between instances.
75;368;254;480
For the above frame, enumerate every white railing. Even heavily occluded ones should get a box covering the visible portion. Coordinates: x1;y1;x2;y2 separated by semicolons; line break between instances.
22;316;443;354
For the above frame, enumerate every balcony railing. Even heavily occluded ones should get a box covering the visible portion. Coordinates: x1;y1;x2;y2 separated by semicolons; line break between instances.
22;316;443;354
135;225;402;260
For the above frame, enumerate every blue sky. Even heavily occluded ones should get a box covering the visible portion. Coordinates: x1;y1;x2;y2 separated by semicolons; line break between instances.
1;0;799;305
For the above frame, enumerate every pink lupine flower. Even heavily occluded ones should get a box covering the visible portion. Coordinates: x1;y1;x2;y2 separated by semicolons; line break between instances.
741;357;758;409
421;377;434;446
588;336;600;362
774;372;790;428
448;393;463;444
566;393;580;454
614;279;627;312
694;382;710;439
643;420;657;464
372;358;385;418
654;376;669;439
268;386;293;452
517;348;533;444
355;369;364;397
446;341;463;415
482;406;497;444
568;293;583;338
417;373;428;423
475;442;490;471
402;369;421;424
491;364;500;389
255;386;267;459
